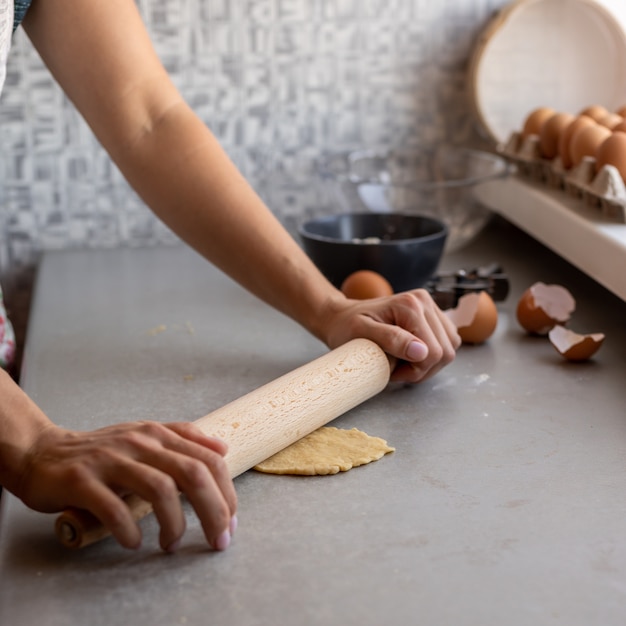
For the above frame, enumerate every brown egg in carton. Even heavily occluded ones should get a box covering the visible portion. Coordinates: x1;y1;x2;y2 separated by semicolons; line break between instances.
498;130;626;223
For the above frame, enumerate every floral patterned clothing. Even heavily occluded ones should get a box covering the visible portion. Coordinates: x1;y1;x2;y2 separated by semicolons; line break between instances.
0;1;27;370
0;285;16;370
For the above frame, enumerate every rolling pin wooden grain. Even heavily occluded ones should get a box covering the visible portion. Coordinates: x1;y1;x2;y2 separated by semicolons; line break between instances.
55;338;391;548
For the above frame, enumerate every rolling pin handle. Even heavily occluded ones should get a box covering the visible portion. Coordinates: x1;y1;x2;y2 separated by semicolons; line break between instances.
57;521;77;546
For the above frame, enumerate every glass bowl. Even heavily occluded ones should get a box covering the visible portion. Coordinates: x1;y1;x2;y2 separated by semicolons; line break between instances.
317;145;510;252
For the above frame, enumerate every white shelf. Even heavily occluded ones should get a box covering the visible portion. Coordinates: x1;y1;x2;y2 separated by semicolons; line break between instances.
475;176;626;302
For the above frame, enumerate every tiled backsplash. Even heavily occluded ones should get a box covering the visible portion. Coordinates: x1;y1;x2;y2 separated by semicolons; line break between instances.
0;0;508;357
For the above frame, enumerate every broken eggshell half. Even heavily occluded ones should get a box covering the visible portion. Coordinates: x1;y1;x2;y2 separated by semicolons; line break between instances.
516;282;576;335
548;325;605;362
445;290;498;344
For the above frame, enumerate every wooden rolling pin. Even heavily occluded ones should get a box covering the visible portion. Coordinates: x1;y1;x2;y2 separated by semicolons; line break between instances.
55;338;391;548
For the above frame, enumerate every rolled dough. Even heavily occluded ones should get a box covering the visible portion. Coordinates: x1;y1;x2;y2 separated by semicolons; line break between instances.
253;426;395;476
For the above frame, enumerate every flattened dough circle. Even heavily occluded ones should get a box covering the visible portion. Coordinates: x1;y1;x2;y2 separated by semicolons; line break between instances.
253;426;395;476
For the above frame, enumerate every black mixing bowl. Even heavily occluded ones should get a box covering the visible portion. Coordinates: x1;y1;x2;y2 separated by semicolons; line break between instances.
299;212;447;293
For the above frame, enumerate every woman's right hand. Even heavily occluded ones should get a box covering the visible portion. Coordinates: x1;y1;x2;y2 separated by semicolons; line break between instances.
15;420;237;552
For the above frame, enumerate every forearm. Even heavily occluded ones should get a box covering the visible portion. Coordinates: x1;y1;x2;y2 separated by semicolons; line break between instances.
21;0;460;387
108;104;342;342
22;0;343;343
0;369;54;495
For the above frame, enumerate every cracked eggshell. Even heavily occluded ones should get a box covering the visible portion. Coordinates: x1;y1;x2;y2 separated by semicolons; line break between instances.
516;282;576;335
548;325;605;361
445;291;498;345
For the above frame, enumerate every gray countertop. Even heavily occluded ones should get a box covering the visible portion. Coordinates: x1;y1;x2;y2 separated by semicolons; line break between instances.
1;217;625;625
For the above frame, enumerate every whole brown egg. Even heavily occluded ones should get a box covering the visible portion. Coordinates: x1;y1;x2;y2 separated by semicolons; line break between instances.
599;113;624;130
612;119;626;134
522;107;555;137
569;123;611;167
539;112;574;159
340;270;394;299
558;115;596;168
578;104;610;122
595;131;626;182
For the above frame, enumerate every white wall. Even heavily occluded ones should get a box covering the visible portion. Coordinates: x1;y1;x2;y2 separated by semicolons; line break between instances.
2;0;624;278
0;0;508;278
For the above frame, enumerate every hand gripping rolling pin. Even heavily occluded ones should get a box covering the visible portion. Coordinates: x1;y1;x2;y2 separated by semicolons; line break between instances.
55;338;391;548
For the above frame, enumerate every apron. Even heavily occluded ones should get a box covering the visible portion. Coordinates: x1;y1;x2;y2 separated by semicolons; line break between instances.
13;0;32;32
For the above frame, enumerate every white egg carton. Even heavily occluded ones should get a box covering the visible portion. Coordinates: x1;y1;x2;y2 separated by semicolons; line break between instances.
473;172;626;303
467;0;626;302
498;131;626;224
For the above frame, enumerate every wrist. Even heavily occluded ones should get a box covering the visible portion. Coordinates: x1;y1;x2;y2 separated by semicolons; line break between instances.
0;369;54;496
304;290;350;348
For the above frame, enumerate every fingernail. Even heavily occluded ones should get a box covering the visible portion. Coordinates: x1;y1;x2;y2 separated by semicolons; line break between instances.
166;538;181;553
407;340;428;361
213;530;231;551
229;515;238;536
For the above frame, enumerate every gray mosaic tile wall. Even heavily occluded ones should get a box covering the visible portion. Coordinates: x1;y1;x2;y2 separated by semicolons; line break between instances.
0;0;507;361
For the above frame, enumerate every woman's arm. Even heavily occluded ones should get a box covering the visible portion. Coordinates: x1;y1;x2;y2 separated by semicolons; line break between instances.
22;0;337;336
0;0;459;552
22;0;460;384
